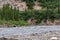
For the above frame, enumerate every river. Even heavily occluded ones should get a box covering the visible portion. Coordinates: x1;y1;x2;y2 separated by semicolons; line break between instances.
0;25;60;38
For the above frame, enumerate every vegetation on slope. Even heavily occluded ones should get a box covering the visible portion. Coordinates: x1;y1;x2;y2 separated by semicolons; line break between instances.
0;0;60;26
22;0;60;9
22;0;35;9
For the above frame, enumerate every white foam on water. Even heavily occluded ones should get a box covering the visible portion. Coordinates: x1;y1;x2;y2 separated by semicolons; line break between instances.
0;25;60;38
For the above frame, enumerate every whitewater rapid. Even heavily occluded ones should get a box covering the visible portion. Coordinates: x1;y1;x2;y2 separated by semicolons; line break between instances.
0;25;60;38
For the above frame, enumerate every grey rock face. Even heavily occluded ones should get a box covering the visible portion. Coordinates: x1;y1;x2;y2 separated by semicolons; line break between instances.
0;37;8;40
9;38;18;40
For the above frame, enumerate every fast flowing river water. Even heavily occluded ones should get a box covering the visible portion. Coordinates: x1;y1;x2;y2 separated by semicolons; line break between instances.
0;25;60;37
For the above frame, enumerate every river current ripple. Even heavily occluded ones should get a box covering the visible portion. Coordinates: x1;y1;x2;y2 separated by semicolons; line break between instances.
0;25;60;37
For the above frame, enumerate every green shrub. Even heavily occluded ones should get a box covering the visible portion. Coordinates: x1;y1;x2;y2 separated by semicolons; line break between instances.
22;0;35;9
38;0;59;8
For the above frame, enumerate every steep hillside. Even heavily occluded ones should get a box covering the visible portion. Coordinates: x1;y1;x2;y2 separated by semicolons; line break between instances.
0;0;60;26
0;0;59;10
0;0;27;11
0;0;43;11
